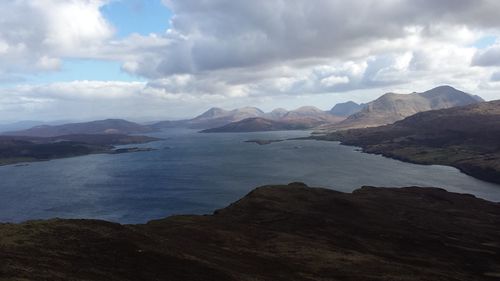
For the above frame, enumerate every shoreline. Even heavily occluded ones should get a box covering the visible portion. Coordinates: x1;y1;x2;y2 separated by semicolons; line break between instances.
310;135;500;185
0;137;161;168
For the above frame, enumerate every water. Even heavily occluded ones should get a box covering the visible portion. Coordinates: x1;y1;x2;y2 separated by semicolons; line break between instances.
1;128;499;223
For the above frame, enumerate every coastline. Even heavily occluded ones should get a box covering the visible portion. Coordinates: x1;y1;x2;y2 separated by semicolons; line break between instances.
311;134;500;185
0;137;161;167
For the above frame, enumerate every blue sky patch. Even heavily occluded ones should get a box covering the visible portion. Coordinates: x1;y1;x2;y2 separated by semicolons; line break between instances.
473;35;497;49
29;59;144;84
101;0;172;38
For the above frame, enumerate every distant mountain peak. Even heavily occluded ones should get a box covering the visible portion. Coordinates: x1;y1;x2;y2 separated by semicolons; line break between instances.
271;108;288;112
193;107;229;119
293;106;323;112
318;85;484;132
232;106;265;114
429;85;456;91
330;101;364;117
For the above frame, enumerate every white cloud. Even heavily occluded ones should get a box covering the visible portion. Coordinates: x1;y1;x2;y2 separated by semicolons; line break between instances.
0;80;252;121
0;0;113;77
107;0;500;103
473;44;500;66
36;56;62;71
2;0;500;120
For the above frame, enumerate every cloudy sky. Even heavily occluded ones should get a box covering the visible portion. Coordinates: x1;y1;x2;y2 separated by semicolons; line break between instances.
1;0;500;122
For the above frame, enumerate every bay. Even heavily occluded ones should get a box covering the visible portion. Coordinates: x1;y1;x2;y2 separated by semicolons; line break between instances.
0;128;499;223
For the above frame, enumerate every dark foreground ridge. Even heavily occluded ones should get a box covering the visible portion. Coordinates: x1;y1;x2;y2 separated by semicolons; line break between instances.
1;183;500;281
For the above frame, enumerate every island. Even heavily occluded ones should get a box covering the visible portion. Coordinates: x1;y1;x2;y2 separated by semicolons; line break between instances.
0;134;160;166
244;139;284;145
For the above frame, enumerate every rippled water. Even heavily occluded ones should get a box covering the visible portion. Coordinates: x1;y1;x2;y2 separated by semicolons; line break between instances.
0;128;499;223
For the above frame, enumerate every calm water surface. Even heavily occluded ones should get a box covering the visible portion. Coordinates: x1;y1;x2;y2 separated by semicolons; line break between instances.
1;128;499;223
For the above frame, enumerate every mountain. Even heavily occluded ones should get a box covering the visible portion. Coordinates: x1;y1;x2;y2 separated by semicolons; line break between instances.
319;86;484;132
282;106;325;118
3;119;155;137
153;105;345;131
281;106;344;124
2;183;499;281
202;106;345;133
193;107;229;119
316;99;500;183
183;107;266;129
265;108;288;119
329;101;365;116
201;117;313;133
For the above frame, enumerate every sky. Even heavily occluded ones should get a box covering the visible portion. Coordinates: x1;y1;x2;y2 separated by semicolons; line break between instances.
1;0;500;122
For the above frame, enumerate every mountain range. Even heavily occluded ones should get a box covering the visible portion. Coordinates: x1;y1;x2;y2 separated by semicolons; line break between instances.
2;85;485;137
317;86;483;132
203;86;484;133
199;106;346;132
153;105;346;131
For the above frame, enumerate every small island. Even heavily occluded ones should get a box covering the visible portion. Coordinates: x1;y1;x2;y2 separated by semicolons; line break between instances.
112;147;156;154
244;139;284;145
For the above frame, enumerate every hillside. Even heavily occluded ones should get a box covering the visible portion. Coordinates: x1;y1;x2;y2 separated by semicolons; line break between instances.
319;86;483;132
201;117;312;133
1;183;499;281
315;100;500;183
3;119;155;137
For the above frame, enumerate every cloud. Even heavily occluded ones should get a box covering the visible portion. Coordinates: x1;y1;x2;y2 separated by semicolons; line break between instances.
0;0;113;78
122;0;499;77
0;80;246;121
473;44;500;66
2;0;500;120
491;71;500;81
105;0;500;101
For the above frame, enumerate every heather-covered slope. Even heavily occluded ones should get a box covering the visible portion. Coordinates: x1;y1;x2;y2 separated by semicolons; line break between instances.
1;183;499;281
316;100;500;183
